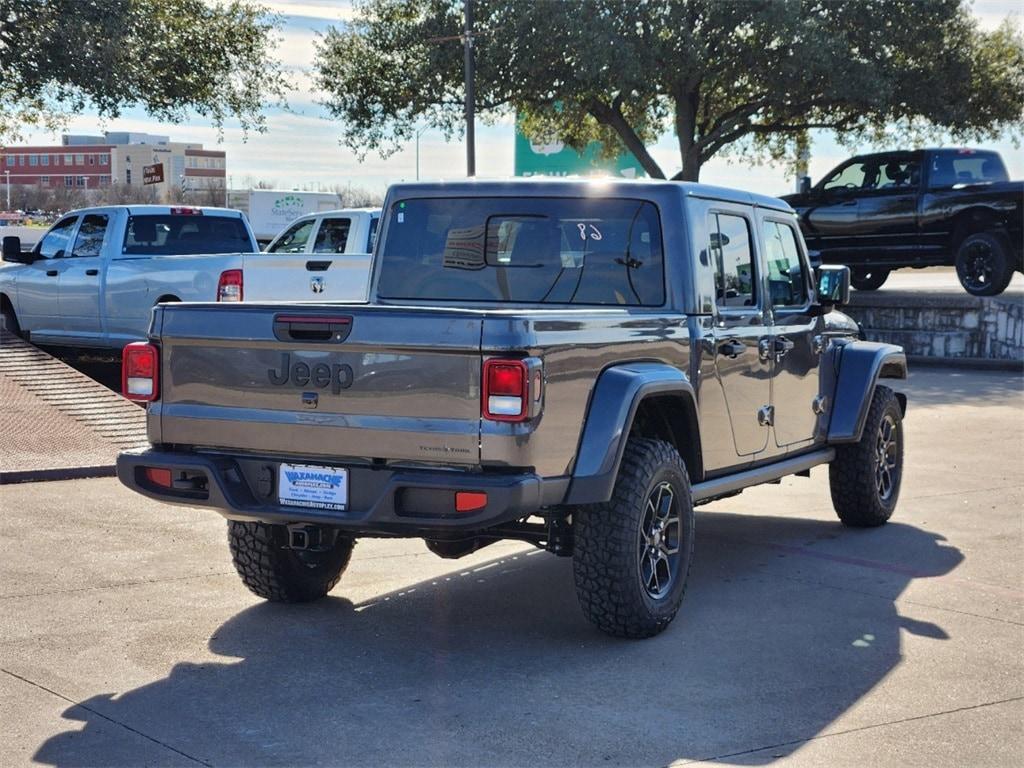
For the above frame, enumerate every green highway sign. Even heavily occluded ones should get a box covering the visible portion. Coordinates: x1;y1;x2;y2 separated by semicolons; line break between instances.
514;120;646;178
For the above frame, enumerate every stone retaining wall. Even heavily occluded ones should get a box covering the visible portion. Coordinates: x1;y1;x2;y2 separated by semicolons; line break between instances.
843;290;1023;366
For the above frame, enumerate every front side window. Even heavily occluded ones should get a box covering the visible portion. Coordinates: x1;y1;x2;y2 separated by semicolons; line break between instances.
763;221;808;308
269;219;315;253
710;213;756;309
376;197;665;305
37;216;79;259
71;214;110;258
821;161;867;192
312;218;352;254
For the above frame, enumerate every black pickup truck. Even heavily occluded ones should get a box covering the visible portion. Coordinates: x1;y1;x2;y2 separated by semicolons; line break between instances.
782;148;1023;296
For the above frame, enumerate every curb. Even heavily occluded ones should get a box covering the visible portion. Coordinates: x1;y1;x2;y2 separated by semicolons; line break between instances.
0;464;117;485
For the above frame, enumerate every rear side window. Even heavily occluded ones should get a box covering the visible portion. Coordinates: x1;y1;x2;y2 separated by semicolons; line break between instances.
929;151;1009;189
122;215;252;255
312;218;351;254
70;214;109;258
762;221;808;308
710;213;756;309
377;197;664;305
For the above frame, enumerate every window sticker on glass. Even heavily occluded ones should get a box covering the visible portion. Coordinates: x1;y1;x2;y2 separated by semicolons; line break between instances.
576;223;603;241
442;225;486;269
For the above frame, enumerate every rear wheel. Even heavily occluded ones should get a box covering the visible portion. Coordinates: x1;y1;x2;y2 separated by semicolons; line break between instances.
829;385;903;527
955;232;1013;297
228;521;354;602
572;438;695;638
850;268;890;291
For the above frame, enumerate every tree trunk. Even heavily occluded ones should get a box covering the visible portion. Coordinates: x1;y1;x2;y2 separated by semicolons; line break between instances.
673;87;702;182
589;100;666;179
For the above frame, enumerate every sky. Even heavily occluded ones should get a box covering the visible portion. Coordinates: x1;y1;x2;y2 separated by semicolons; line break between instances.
16;0;1024;198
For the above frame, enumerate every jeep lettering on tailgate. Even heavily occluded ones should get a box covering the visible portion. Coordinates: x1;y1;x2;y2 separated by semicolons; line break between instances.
268;353;354;394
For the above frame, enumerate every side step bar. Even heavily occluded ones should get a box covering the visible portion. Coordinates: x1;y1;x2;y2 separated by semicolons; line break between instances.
691;448;835;504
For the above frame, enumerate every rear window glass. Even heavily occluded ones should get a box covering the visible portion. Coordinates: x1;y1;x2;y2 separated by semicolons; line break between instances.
377;197;665;305
122;215;252;255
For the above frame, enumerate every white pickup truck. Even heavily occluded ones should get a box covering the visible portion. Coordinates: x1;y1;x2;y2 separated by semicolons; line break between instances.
0;205;376;351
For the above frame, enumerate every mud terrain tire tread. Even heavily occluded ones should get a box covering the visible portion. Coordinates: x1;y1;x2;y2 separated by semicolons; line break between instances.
829;385;903;527
573;438;694;639
228;521;354;602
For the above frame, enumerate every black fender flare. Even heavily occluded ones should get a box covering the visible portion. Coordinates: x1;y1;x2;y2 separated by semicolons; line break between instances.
565;362;696;505
827;340;907;444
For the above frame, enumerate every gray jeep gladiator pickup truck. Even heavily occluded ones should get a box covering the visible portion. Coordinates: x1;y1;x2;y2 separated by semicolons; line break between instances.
116;179;908;638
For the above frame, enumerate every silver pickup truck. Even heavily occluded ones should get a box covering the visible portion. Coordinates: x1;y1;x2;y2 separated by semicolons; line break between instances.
0;205;373;350
117;180;908;638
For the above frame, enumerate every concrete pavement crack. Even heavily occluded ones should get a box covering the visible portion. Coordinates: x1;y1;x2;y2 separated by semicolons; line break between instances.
683;695;1024;765
0;667;212;767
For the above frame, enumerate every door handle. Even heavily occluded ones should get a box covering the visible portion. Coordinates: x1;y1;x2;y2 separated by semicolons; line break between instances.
841;200;857;207
46;270;58;277
85;269;99;276
717;339;746;359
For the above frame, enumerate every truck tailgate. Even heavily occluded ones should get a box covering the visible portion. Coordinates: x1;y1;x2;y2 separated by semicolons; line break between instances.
241;253;372;302
154;304;482;464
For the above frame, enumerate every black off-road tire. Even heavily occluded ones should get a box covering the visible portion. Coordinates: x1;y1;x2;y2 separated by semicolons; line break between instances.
228;521;354;602
829;385;903;527
955;232;1014;297
572;438;695;639
850;268;890;291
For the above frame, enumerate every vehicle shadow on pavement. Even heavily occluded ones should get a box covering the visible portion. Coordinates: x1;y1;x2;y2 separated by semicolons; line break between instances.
34;513;963;767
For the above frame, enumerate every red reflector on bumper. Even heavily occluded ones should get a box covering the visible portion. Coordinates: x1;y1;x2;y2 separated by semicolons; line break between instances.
144;467;172;488
455;491;488;513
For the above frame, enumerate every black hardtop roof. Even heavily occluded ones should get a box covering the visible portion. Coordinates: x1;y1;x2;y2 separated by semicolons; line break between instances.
384;177;794;214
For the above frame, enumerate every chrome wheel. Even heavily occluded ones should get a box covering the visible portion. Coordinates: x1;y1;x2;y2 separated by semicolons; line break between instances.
875;414;900;502
638;481;681;599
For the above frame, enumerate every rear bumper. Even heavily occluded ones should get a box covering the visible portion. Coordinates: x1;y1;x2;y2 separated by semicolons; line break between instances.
116;448;566;534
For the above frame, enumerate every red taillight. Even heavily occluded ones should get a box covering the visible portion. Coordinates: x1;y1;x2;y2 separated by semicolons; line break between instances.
217;269;243;302
144;467;173;488
122;342;159;402
483;358;528;422
170;207;202;215
455;491;488;513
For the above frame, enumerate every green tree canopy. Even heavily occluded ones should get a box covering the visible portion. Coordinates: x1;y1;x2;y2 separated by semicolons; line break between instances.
0;0;288;143
315;0;1024;180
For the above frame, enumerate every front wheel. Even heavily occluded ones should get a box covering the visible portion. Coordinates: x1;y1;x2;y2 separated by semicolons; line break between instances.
955;232;1013;297
850;267;890;291
829;385;904;527
228;521;354;602
1;304;21;336
572;438;695;638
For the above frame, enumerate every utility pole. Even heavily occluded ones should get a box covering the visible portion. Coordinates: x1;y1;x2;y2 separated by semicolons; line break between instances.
463;0;475;177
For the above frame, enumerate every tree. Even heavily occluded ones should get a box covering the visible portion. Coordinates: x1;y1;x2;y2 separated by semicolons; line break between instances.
0;0;288;144
315;0;1024;181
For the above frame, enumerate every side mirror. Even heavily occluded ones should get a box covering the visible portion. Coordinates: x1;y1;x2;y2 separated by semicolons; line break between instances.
816;265;850;308
1;236;29;263
798;176;812;195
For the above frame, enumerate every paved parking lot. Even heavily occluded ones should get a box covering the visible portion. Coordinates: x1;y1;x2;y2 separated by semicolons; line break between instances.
1;368;1021;767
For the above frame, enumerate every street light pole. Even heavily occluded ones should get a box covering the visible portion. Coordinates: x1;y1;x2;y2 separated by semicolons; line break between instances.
4;170;9;211
463;0;475;177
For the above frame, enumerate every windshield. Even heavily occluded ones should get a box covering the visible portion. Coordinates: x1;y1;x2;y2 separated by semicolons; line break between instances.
122;214;252;255
376;197;665;305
